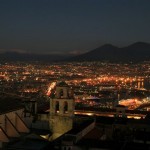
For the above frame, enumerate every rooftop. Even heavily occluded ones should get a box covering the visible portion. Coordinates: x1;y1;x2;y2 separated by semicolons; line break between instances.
56;81;69;87
0;97;24;114
66;118;94;135
7;134;50;150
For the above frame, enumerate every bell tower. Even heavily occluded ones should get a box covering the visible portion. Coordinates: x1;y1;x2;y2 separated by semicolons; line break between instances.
49;81;74;140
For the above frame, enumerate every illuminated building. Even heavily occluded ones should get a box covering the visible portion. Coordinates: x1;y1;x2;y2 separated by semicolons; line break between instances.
49;81;75;140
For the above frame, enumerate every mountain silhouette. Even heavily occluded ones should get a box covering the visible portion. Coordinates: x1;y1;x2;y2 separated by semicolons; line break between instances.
68;42;150;62
0;42;150;62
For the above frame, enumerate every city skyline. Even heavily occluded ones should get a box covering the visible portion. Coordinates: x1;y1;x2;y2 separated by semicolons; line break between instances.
0;0;150;55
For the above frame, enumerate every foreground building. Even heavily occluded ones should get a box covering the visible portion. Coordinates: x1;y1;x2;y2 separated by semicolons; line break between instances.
49;81;75;140
1;82;150;150
0;97;29;149
0;96;50;150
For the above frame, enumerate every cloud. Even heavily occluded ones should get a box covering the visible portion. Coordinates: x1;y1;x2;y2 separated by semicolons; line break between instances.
44;50;87;56
68;50;87;55
0;49;5;53
9;49;28;54
0;48;28;54
0;49;87;55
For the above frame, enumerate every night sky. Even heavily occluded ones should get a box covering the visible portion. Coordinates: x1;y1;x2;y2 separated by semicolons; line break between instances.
0;0;150;55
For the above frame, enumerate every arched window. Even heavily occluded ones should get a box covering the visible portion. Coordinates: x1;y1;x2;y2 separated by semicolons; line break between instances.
55;101;59;113
59;89;64;98
64;101;68;114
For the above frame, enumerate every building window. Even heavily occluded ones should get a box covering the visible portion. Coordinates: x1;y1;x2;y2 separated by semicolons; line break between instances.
64;101;68;114
63;147;71;150
55;101;59;113
60;89;64;98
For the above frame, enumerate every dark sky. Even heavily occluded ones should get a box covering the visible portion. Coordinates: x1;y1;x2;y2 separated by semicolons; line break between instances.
0;0;150;55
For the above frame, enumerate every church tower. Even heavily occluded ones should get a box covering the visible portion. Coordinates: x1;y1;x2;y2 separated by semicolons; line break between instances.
49;81;74;140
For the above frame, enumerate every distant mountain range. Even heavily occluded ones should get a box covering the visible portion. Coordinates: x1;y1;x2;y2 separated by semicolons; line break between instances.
68;42;150;62
0;42;150;62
